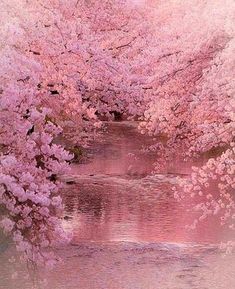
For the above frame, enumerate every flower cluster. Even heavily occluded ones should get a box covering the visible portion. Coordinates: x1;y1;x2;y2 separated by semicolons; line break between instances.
0;0;74;265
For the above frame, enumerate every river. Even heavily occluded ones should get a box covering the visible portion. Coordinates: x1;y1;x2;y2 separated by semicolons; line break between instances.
0;121;234;289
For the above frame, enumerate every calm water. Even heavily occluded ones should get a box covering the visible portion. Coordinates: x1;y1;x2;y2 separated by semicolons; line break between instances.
62;177;232;244
64;121;233;244
0;121;234;289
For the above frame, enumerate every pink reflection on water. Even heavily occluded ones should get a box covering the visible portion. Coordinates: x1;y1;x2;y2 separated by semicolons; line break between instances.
63;180;232;245
63;122;233;245
1;121;235;289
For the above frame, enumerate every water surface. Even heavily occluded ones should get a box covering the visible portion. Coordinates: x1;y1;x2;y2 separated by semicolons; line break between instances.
64;121;233;245
0;121;234;289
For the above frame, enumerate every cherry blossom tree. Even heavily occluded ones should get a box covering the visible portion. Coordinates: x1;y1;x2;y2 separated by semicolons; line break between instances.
1;0;234;264
139;0;235;247
0;0;75;265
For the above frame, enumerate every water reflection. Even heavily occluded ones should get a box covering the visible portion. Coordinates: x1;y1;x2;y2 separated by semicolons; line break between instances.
63;122;233;245
62;177;232;244
1;121;234;289
70;121;208;177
